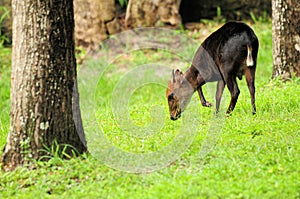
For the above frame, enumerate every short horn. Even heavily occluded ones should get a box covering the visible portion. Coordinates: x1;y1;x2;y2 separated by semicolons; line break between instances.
172;69;175;83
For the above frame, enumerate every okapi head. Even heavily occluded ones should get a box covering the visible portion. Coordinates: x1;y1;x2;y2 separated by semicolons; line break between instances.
166;69;194;120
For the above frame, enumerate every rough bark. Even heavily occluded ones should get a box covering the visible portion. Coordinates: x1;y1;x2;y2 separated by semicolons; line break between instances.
272;0;300;79
74;0;122;50
125;0;182;28
74;0;183;49
1;0;87;172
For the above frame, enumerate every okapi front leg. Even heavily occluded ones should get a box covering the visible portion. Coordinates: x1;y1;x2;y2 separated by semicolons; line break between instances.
197;87;212;107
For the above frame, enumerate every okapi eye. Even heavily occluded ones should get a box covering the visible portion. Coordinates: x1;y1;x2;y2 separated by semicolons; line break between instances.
168;93;174;100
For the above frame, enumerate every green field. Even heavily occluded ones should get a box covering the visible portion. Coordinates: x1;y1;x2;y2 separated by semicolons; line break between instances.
1;21;300;198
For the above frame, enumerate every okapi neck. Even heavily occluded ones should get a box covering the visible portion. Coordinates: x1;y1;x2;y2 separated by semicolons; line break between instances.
183;65;202;91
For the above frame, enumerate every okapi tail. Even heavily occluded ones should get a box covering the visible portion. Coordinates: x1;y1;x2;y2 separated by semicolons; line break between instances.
246;45;254;67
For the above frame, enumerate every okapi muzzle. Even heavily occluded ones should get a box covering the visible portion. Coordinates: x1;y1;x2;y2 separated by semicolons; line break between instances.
166;69;194;120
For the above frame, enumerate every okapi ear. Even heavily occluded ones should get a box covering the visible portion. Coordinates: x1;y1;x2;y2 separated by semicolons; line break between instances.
171;69;175;83
175;69;183;75
166;80;173;97
174;69;183;82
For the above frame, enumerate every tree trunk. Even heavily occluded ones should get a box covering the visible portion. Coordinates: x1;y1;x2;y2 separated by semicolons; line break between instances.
74;0;122;51
272;0;300;79
1;0;87;172
125;0;182;28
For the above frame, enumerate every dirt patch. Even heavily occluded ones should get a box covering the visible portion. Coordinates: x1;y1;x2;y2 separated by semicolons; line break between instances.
81;23;223;74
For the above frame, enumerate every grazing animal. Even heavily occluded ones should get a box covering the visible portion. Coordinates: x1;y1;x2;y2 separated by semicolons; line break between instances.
166;21;259;120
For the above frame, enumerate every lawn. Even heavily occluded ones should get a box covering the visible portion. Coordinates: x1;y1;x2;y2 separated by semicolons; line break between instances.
0;21;300;198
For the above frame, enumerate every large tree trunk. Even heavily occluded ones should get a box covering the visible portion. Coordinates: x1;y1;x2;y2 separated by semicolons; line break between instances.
74;0;122;51
272;0;300;79
125;0;182;27
74;0;182;50
1;0;87;171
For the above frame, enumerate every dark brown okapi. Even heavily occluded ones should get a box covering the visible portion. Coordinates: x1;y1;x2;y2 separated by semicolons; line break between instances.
166;21;259;120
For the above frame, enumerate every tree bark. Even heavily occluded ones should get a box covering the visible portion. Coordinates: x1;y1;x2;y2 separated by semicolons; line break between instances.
125;0;182;28
74;0;122;51
1;0;87;172
272;0;300;79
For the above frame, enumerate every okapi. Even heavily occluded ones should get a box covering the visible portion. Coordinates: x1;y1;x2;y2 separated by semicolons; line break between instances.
166;21;259;120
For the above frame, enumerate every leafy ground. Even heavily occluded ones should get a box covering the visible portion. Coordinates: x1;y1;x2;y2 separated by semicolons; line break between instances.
0;21;300;198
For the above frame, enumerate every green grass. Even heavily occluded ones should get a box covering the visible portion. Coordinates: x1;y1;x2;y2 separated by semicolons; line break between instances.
0;47;11;148
1;21;300;198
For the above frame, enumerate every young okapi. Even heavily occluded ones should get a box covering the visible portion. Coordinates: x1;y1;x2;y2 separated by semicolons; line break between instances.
166;21;259;120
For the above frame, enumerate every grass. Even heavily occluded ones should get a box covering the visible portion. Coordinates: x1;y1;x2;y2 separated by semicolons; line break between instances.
0;47;11;149
0;21;300;198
